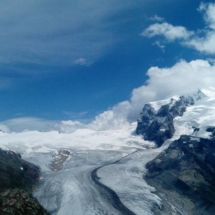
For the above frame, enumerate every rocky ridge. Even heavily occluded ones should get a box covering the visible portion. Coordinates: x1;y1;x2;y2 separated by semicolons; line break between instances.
0;148;49;215
144;134;215;215
136;90;207;147
135;89;215;215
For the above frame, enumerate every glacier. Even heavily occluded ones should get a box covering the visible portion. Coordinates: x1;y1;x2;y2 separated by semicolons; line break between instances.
0;124;161;215
0;87;215;214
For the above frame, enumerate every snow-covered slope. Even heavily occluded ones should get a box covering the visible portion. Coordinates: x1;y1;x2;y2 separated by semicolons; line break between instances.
0;123;159;215
0;88;214;215
174;87;215;139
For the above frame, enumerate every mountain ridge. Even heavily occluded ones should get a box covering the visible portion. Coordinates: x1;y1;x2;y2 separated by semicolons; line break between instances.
136;89;207;147
135;88;215;214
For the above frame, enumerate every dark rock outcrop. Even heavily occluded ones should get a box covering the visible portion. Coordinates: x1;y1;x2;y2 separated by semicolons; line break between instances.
0;189;49;215
206;126;215;139
145;135;215;215
136;96;191;146
136;90;207;147
0;148;49;215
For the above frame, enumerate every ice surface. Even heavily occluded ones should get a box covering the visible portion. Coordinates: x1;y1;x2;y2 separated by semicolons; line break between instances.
0;88;215;214
97;149;163;215
173;87;215;138
0;122;158;215
149;96;179;112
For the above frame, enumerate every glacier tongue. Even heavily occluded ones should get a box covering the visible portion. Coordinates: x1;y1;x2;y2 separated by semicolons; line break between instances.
0;124;159;215
33;150;125;215
97;148;163;215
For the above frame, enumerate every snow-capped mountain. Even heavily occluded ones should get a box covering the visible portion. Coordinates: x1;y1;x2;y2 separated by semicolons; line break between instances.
136;89;208;146
0;88;215;215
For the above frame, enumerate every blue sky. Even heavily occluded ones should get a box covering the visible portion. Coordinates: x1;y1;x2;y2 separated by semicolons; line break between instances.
0;0;214;123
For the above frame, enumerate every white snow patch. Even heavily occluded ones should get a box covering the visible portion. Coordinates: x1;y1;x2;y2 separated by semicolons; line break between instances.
190;137;200;141
0;87;214;215
149;96;180;112
172;88;215;139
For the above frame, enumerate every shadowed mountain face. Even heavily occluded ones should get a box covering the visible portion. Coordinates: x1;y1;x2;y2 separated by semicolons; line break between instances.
145;135;215;215
136;96;191;147
0;148;49;215
135;89;215;214
136;90;207;147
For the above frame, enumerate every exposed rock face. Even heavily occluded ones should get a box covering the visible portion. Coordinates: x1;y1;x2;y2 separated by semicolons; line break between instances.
136;90;207;147
0;189;49;215
136;96;191;146
49;149;71;171
145;135;215;215
0;148;49;215
206;126;215;139
0;149;40;192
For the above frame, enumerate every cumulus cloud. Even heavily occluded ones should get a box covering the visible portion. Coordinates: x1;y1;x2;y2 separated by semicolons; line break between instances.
128;59;215;119
64;59;215;130
142;22;193;41
89;59;215;128
2;59;215;132
89;101;131;130
199;2;215;29
142;2;215;54
185;3;215;54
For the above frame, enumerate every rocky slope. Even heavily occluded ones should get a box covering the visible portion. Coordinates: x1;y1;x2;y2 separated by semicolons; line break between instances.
135;89;215;214
136;90;206;147
144;133;215;215
0;148;49;215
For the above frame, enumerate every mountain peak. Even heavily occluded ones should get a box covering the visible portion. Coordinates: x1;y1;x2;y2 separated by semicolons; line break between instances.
136;89;209;147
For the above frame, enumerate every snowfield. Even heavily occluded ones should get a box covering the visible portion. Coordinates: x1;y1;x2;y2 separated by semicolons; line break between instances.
0;123;160;215
0;88;215;215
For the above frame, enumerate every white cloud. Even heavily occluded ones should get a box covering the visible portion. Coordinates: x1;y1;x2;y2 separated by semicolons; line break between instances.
0;0;146;67
0;124;10;133
142;22;193;41
186;33;215;54
72;58;91;66
143;2;215;54
183;3;215;54
55;120;86;133
128;59;215;119
89;59;215;127
2;59;215;132
89;101;131;130
153;41;165;52
199;2;215;29
149;15;164;22
0;117;87;133
0;117;58;132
